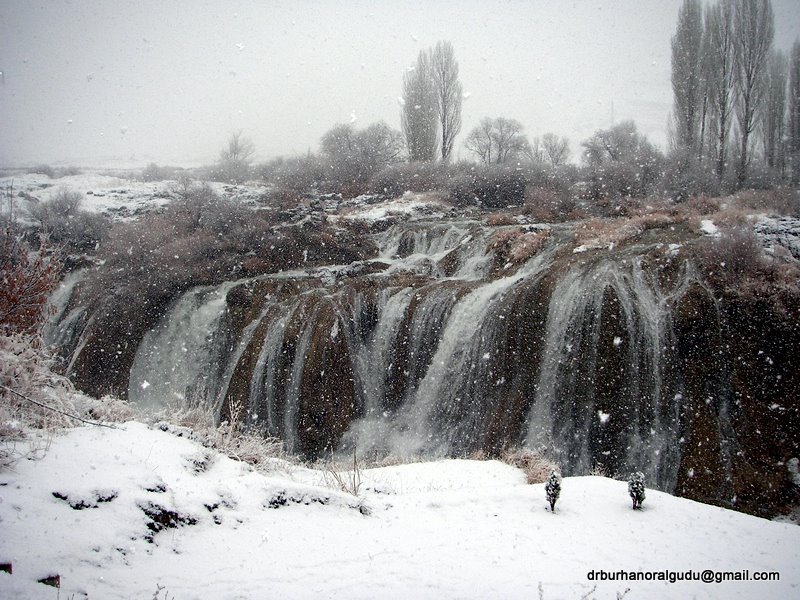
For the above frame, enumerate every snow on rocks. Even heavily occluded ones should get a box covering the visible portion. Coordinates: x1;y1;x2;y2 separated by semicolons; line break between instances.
1;422;799;599
699;219;720;236
754;215;800;261
340;191;449;224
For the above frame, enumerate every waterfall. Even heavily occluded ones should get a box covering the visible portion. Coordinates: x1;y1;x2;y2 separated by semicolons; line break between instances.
247;300;298;436
524;257;696;489
128;282;239;412
56;213;799;513
381;250;554;458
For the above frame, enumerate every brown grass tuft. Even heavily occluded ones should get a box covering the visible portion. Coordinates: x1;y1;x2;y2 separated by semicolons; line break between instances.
501;448;559;484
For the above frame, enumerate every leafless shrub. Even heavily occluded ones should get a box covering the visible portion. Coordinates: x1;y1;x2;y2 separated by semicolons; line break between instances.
140;162;183;182
685;194;721;216
27;189;111;252
732;188;800;217
589;463;613;478
370;162;452;196
694;226;766;279
575;217;645;248
0;230;61;336
323;446;363;496
523;186;579;222
448;164;527;208
486;212;516;226
147;397;285;471
501;448;559;484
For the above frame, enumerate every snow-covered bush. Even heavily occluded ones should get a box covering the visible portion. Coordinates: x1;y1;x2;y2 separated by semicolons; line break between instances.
628;471;646;509
545;470;561;512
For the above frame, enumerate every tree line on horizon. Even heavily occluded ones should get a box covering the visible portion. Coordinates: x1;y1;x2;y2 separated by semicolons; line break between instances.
176;0;800;205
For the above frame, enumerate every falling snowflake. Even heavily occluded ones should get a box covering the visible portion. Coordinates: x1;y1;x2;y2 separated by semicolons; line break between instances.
597;410;610;424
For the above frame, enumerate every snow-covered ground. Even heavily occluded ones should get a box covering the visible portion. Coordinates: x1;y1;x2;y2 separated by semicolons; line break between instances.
1;422;797;599
1;172;270;223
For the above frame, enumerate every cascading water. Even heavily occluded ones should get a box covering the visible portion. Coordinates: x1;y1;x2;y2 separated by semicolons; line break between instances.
50;212;800;514
128;282;239;412
382;250;554;458
525;256;697;489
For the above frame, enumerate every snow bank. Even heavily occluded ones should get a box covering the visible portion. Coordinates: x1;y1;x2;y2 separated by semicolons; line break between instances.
342;192;449;223
1;422;798;599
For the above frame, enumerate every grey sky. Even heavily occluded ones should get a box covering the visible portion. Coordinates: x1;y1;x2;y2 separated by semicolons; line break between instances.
1;0;798;167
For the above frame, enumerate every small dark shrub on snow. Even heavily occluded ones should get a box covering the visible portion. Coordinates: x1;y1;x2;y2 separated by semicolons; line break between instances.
628;471;645;509
545;470;561;512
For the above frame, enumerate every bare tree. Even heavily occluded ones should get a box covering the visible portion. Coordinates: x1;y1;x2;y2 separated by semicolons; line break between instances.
705;0;736;179
732;0;774;188
582;120;664;198
526;136;545;164
671;0;706;156
218;131;255;184
401;50;439;162
541;133;571;167
762;50;787;172
320;121;404;188
464;117;530;164
431;41;463;163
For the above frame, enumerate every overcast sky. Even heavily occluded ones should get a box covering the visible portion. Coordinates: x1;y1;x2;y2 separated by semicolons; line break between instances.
1;0;798;168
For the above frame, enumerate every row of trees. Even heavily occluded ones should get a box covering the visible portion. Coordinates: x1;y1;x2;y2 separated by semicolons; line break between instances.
670;0;800;189
214;16;800;200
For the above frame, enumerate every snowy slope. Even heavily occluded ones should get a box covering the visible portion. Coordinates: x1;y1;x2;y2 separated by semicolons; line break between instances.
1;422;798;600
1;172;270;223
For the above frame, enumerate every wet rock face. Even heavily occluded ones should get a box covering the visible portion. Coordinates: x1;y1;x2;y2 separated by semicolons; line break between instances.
60;219;800;517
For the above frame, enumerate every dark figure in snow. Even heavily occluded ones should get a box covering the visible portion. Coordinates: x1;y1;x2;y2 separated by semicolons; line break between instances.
628;471;645;509
545;470;561;512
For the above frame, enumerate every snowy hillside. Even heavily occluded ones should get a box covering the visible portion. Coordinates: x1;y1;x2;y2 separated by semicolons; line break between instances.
1;422;797;599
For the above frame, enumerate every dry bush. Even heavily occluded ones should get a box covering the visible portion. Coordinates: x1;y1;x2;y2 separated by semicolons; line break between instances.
684;194;721;216
265;186;303;210
692;225;800;318
523;186;579;222
28;189;111;252
575;217;645;248
630;212;678;231
0;333;132;468
486;212;516;226
148;398;285;471
1;231;61;335
693;226;767;283
489;228;523;251
501;448;559;484
322;447;363;496
448;164;527;208
732;188;800;217
370;162;452;196
509;231;551;262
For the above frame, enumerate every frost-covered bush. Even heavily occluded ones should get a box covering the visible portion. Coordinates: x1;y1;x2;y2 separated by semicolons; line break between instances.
545;470;561;512
628;471;645;509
